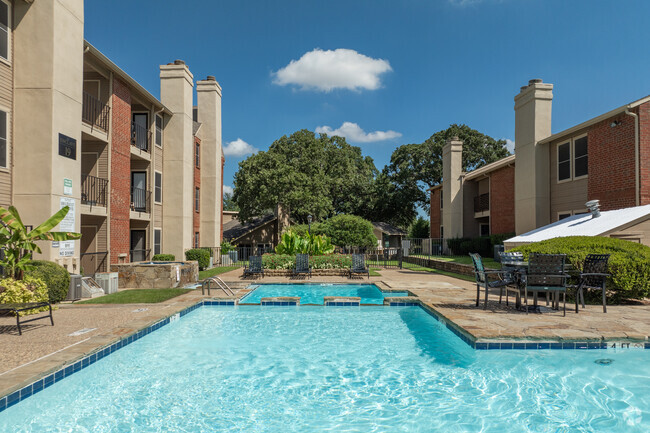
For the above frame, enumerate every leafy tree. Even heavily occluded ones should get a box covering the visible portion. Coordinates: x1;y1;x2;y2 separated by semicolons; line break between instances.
233;130;376;223
320;214;377;248
408;216;430;239
385;124;509;211
223;192;239;211
0;206;82;279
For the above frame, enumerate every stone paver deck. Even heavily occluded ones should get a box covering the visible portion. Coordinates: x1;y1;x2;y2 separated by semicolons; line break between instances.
1;267;649;399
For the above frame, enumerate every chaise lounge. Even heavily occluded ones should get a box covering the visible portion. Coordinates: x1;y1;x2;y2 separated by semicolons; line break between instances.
0;302;54;335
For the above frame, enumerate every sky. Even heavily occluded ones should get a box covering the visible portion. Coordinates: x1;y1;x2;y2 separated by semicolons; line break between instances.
84;0;650;198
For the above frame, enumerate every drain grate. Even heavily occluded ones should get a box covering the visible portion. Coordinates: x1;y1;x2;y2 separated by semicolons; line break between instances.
595;358;614;365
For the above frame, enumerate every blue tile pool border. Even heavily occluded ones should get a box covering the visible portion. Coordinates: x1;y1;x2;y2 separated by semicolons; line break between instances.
2;298;649;414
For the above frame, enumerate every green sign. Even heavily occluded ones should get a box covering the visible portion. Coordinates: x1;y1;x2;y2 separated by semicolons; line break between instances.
63;178;72;195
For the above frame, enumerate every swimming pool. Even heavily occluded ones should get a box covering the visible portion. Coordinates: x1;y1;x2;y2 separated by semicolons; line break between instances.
1;305;649;432
240;283;409;304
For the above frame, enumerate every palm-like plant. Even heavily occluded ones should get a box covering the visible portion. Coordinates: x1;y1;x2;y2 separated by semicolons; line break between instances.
0;206;82;279
275;230;334;255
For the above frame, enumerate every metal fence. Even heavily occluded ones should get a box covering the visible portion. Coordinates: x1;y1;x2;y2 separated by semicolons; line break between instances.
80;251;108;276
130;249;151;262
131;187;151;213
82;91;110;131
403;238;449;257
81;175;109;208
131;121;151;152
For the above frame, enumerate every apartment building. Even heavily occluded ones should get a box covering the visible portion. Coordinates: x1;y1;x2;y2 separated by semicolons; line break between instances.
3;1;224;275
430;79;650;240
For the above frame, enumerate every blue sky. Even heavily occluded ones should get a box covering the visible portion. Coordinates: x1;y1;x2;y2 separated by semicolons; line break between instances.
84;0;650;196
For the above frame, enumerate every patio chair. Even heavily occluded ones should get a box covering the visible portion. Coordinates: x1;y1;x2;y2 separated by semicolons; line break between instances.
571;254;610;313
0;302;54;335
524;253;569;316
469;253;517;310
349;253;369;279
499;251;524;265
243;255;264;278
498;251;525;308
293;254;312;278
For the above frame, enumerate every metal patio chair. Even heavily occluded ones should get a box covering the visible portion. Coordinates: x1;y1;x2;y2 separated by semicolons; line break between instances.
572;254;610;313
243;255;264;278
293;254;312;278
524;253;569;316
469;253;517;310
349;253;370;279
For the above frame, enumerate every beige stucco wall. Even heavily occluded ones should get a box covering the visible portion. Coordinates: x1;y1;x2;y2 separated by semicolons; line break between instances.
442;137;463;238
514;80;553;235
13;0;84;270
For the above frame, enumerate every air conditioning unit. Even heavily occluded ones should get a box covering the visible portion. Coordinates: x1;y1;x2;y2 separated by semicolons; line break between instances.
95;272;118;294
66;274;83;301
81;277;105;298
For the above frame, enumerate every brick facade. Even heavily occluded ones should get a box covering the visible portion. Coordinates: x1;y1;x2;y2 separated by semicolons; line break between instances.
489;165;515;234
193;137;201;247
638;101;650;205
430;189;441;238
109;78;132;264
221;155;225;241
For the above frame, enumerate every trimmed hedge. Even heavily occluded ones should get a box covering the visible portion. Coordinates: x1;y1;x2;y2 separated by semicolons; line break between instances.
262;254;353;270
24;260;70;303
152;254;175;261
510;236;650;303
447;233;515;257
0;276;50;314
185;248;210;270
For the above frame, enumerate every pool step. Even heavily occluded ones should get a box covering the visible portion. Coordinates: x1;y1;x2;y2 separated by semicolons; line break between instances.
324;297;361;306
260;297;300;306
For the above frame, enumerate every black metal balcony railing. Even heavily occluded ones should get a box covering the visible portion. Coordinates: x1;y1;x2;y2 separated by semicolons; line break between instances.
82;92;110;131
130;249;151;263
81;175;109;208
130;186;151;213
80;251;108;276
474;193;490;213
131;121;151;152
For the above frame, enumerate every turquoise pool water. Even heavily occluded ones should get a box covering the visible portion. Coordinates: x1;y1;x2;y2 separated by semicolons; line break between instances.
2;306;650;432
240;283;408;304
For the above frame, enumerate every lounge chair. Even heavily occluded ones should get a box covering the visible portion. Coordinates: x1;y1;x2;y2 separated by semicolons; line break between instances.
349;253;369;279
469;253;517;309
243;255;264;278
0;302;54;335
525;253;569;316
293;254;312;278
571;254;610;313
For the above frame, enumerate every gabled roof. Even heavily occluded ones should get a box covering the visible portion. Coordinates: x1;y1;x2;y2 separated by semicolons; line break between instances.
223;214;276;242
505;204;650;244
372;222;407;236
463;154;516;181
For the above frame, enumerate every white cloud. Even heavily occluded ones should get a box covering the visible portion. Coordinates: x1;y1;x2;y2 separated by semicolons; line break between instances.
505;138;515;153
315;122;402;143
223;185;233;195
223;138;257;157
272;48;392;92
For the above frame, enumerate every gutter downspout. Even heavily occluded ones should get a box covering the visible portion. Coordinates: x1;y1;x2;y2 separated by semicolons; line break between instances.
624;108;640;206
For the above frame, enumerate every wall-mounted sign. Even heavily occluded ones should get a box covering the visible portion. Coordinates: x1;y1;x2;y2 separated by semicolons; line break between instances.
58;134;76;160
63;178;73;195
59;241;74;257
59;197;76;232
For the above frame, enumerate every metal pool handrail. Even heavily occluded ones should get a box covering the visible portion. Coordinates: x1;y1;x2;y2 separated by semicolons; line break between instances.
202;277;234;296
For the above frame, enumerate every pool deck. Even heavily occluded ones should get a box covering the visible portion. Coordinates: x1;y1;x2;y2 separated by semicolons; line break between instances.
1;267;649;399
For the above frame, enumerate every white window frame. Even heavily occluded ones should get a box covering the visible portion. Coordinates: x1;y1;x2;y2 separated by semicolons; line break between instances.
0;0;11;65
556;141;572;184
155;114;163;148
153;228;162;256
154;170;162;204
572;133;589;180
0;107;9;170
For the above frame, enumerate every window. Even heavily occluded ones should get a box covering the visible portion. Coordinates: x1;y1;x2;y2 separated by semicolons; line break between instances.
154;229;161;256
195;142;200;168
574;135;588;178
440;190;443;209
0;1;9;62
194;232;200;248
195;187;200;212
155;115;163;147
154;171;162;203
440;226;444;239
558;212;572;221
557;142;571;181
0;110;7;168
479;223;490;237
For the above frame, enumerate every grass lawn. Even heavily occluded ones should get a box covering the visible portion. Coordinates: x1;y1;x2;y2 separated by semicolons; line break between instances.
199;266;240;280
76;288;190;304
431;255;500;269
369;267;381;276
401;262;476;282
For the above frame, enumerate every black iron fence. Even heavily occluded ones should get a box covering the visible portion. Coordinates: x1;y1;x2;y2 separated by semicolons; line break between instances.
131;187;151;213
80;251;108;276
130;249;151;262
82;91;110;131
131;121;151;152
403;238;448;257
81;175;108;208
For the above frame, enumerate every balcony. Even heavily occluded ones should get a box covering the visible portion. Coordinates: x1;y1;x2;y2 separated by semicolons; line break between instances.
131;121;151;153
81;175;109;209
130;186;151;215
474;193;490;216
82;92;110;132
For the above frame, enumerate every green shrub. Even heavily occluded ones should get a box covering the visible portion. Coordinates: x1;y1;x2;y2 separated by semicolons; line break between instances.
290;222;326;237
185;248;210;270
220;241;236;254
152;254;175;261
262;254;354;270
446;233;515;257
0;276;50;314
321;214;377;248
511;236;650;303
408;217;430;239
24;260;70;303
262;254;295;270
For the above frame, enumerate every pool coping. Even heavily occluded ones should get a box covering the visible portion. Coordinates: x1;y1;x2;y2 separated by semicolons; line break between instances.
2;293;650;413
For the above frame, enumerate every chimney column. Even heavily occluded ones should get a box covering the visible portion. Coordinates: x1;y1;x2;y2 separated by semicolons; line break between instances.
442;137;464;240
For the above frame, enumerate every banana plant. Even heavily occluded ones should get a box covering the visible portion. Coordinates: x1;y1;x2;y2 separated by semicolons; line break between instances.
0;205;82;279
275;230;335;255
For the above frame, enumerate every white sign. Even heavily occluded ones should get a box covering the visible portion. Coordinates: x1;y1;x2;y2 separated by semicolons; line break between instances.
59;241;74;257
63;178;73;195
59;197;76;232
